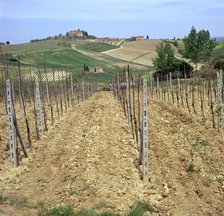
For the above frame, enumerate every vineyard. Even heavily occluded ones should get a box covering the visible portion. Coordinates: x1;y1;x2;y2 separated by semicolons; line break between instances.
0;49;224;215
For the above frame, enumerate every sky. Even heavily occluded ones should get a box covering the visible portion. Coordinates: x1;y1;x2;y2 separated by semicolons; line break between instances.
0;0;224;44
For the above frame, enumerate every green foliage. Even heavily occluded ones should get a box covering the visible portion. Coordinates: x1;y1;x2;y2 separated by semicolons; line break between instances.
152;42;175;72
0;193;7;202
187;162;194;172
75;209;98;216
214;60;224;70
94;201;116;210
39;205;75;216
173;40;178;47
153;58;193;80
212;42;224;57
182;26;217;67
171;128;178;134
127;202;154;216
39;207;119;216
78;42;118;52
100;213;120;216
6;48;110;69
188;137;209;172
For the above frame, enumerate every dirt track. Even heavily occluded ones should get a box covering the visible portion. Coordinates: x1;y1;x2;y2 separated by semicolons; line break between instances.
0;92;224;215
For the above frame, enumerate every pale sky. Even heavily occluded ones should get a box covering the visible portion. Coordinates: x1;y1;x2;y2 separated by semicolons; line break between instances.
0;0;224;44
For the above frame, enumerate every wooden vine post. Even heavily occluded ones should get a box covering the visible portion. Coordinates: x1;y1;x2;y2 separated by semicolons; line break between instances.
217;70;223;131
142;78;149;182
117;72;120;102
126;70;131;127
6;79;18;166
70;73;74;106
35;76;43;135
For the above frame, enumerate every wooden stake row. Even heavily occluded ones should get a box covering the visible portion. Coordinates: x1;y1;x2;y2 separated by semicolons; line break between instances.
112;66;149;182
2;63;99;166
150;71;223;131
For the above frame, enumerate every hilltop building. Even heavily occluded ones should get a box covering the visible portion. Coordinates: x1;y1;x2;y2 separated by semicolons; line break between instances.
132;36;145;40
67;29;87;37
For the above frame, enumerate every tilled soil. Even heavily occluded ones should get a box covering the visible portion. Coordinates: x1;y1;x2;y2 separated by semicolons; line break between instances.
0;92;223;216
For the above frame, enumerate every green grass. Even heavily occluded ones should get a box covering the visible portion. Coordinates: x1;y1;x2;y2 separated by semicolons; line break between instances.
212;42;224;57
1;39;152;84
77;42;119;52
1;38;92;52
38;202;154;216
39;205;75;216
3;48;117;83
127;202;154;216
13;48;110;68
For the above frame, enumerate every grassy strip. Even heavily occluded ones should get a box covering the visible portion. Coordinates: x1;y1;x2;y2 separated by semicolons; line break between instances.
212;42;224;57
78;43;119;53
38;202;154;216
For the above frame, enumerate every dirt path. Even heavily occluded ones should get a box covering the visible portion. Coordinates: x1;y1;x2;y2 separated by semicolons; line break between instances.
0;92;223;216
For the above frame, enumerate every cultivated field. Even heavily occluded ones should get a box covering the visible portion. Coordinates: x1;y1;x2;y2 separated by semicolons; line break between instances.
0;88;223;215
0;37;224;216
103;40;181;66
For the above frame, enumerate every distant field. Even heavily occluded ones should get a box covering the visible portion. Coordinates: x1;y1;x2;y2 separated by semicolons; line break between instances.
1;38;96;52
7;48;110;69
1;38;155;83
212;42;224;57
77;42;119;52
103;40;181;66
2;47;117;83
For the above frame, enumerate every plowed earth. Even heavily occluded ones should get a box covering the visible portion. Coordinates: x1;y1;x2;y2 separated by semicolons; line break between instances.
0;92;223;216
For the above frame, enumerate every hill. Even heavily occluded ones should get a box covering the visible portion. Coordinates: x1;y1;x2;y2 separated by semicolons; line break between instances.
2;38;151;81
212;42;224;57
102;40;181;66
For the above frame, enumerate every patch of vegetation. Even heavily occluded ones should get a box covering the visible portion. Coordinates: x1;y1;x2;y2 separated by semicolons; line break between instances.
77;42;119;52
214;59;224;70
170;128;178;134
127;202;154;216
187;162;194;172
181;26;217;70
212;42;224;57
38;205;75;216
188;137;210;172
38;202;154;216
100;212;120;216
0;193;7;202
94;201;116;210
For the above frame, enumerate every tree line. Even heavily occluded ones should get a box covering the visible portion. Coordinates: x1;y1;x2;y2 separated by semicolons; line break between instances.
153;26;218;79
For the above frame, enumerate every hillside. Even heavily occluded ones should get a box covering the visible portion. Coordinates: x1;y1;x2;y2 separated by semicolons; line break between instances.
0;91;223;215
2;38;151;81
212;42;224;57
102;40;181;67
8;48;110;69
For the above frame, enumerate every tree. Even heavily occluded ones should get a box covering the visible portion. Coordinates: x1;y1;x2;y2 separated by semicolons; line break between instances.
152;42;175;77
182;26;217;70
6;41;10;45
146;35;149;40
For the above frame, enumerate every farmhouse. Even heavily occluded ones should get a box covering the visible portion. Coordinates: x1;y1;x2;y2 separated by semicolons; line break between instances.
88;67;104;74
68;29;84;37
133;35;145;40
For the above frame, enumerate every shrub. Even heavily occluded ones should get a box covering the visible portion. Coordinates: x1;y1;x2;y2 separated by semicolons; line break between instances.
127;202;154;216
214;60;224;70
39;205;75;216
